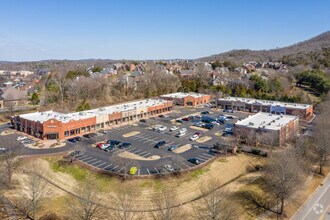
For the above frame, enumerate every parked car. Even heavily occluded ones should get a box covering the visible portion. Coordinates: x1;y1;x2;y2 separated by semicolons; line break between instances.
170;126;179;131
158;126;167;131
164;164;175;172
0;147;7;153
130;167;138;175
203;124;214;130
179;128;187;133
98;129;108;134
195;132;202;137
74;136;82;141
119;142;132;149
188;158;200;165
106;140;121;146
96;143;108;149
211;121;220;125
188;115;196;120
153;125;161;131
90;132;97;137
223;109;234;113
104;145;116;152
176;132;186;138
16;136;27;141
154;141;166;148
189;134;199;141
201;111;209;114
158;114;164;117
182;117;190;121
167;145;178;151
139;119;147;123
83;134;93;138
68;138;77;143
175;119;183;123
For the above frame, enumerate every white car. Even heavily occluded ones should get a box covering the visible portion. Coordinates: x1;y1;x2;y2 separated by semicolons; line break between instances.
170;126;179;131
153;125;161;131
176;132;186;138
158;126;167;131
179;128;187;134
211;121;220;125
16;136;27;141
164;164;175;172
189;134;199;141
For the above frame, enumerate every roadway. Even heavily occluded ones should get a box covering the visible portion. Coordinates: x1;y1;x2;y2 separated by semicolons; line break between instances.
291;173;330;220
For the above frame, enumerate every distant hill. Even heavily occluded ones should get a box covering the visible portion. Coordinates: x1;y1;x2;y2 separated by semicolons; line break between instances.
199;31;330;62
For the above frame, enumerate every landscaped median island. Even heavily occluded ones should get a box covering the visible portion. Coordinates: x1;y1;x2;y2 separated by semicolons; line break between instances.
122;131;140;137
172;144;191;153
196;136;212;143
118;151;160;161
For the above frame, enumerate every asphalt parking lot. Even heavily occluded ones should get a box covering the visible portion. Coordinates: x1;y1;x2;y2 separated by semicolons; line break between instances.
69;106;251;176
0;106;251;176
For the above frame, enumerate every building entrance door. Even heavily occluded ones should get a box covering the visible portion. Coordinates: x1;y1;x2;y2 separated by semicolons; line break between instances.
46;133;59;140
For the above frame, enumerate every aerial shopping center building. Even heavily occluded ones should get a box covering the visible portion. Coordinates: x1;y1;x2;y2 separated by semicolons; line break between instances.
13;99;173;140
217;97;313;120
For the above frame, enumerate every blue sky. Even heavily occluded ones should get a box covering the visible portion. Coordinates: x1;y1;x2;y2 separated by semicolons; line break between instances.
0;0;329;61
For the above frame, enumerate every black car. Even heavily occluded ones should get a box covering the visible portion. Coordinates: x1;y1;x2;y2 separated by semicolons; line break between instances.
154;141;166;148
175;119;183;123
98;129;108;134
104;144;116;152
74;136;82;141
68;138;77;143
83;134;93;138
203;123;214;130
107;139;121;146
201;111;209;114
188;158;200;165
119;142;132;149
158;114;164;117
139;119;147;123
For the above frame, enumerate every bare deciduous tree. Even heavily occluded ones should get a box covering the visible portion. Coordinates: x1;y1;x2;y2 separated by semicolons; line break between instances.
152;187;180;220
194;178;237;220
238;150;303;219
112;187;140;220
67;178;106;220
0;148;21;185
9;164;51;219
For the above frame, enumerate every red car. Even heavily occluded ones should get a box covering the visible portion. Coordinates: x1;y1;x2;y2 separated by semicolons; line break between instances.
182;117;190;121
195;132;202;137
96;143;105;149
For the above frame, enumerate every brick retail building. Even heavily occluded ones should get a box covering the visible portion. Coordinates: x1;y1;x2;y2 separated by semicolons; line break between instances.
160;92;210;106
234;112;299;147
217;97;313;120
14;99;173;140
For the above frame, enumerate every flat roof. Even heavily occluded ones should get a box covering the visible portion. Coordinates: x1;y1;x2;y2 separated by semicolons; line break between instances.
160;92;208;99
218;96;311;110
235;112;298;131
19;98;169;123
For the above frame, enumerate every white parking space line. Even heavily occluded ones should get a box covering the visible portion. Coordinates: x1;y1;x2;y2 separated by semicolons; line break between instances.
198;155;213;160
131;149;142;154
96;162;107;168
195;157;206;162
117;167;124;173
126;147;136;152
84;158;98;163
90;160;103;166
76;154;89;160
111;165;119;171
103;164;112;170
181;163;191;168
139;152;151;157
138;168;140;175
80;156;94;162
147;168;151;175
154;168;160;173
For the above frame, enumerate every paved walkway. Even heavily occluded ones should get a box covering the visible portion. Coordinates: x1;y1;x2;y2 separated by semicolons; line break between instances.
291;173;330;220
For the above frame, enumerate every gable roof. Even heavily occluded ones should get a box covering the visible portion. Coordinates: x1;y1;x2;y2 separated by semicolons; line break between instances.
0;87;27;101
